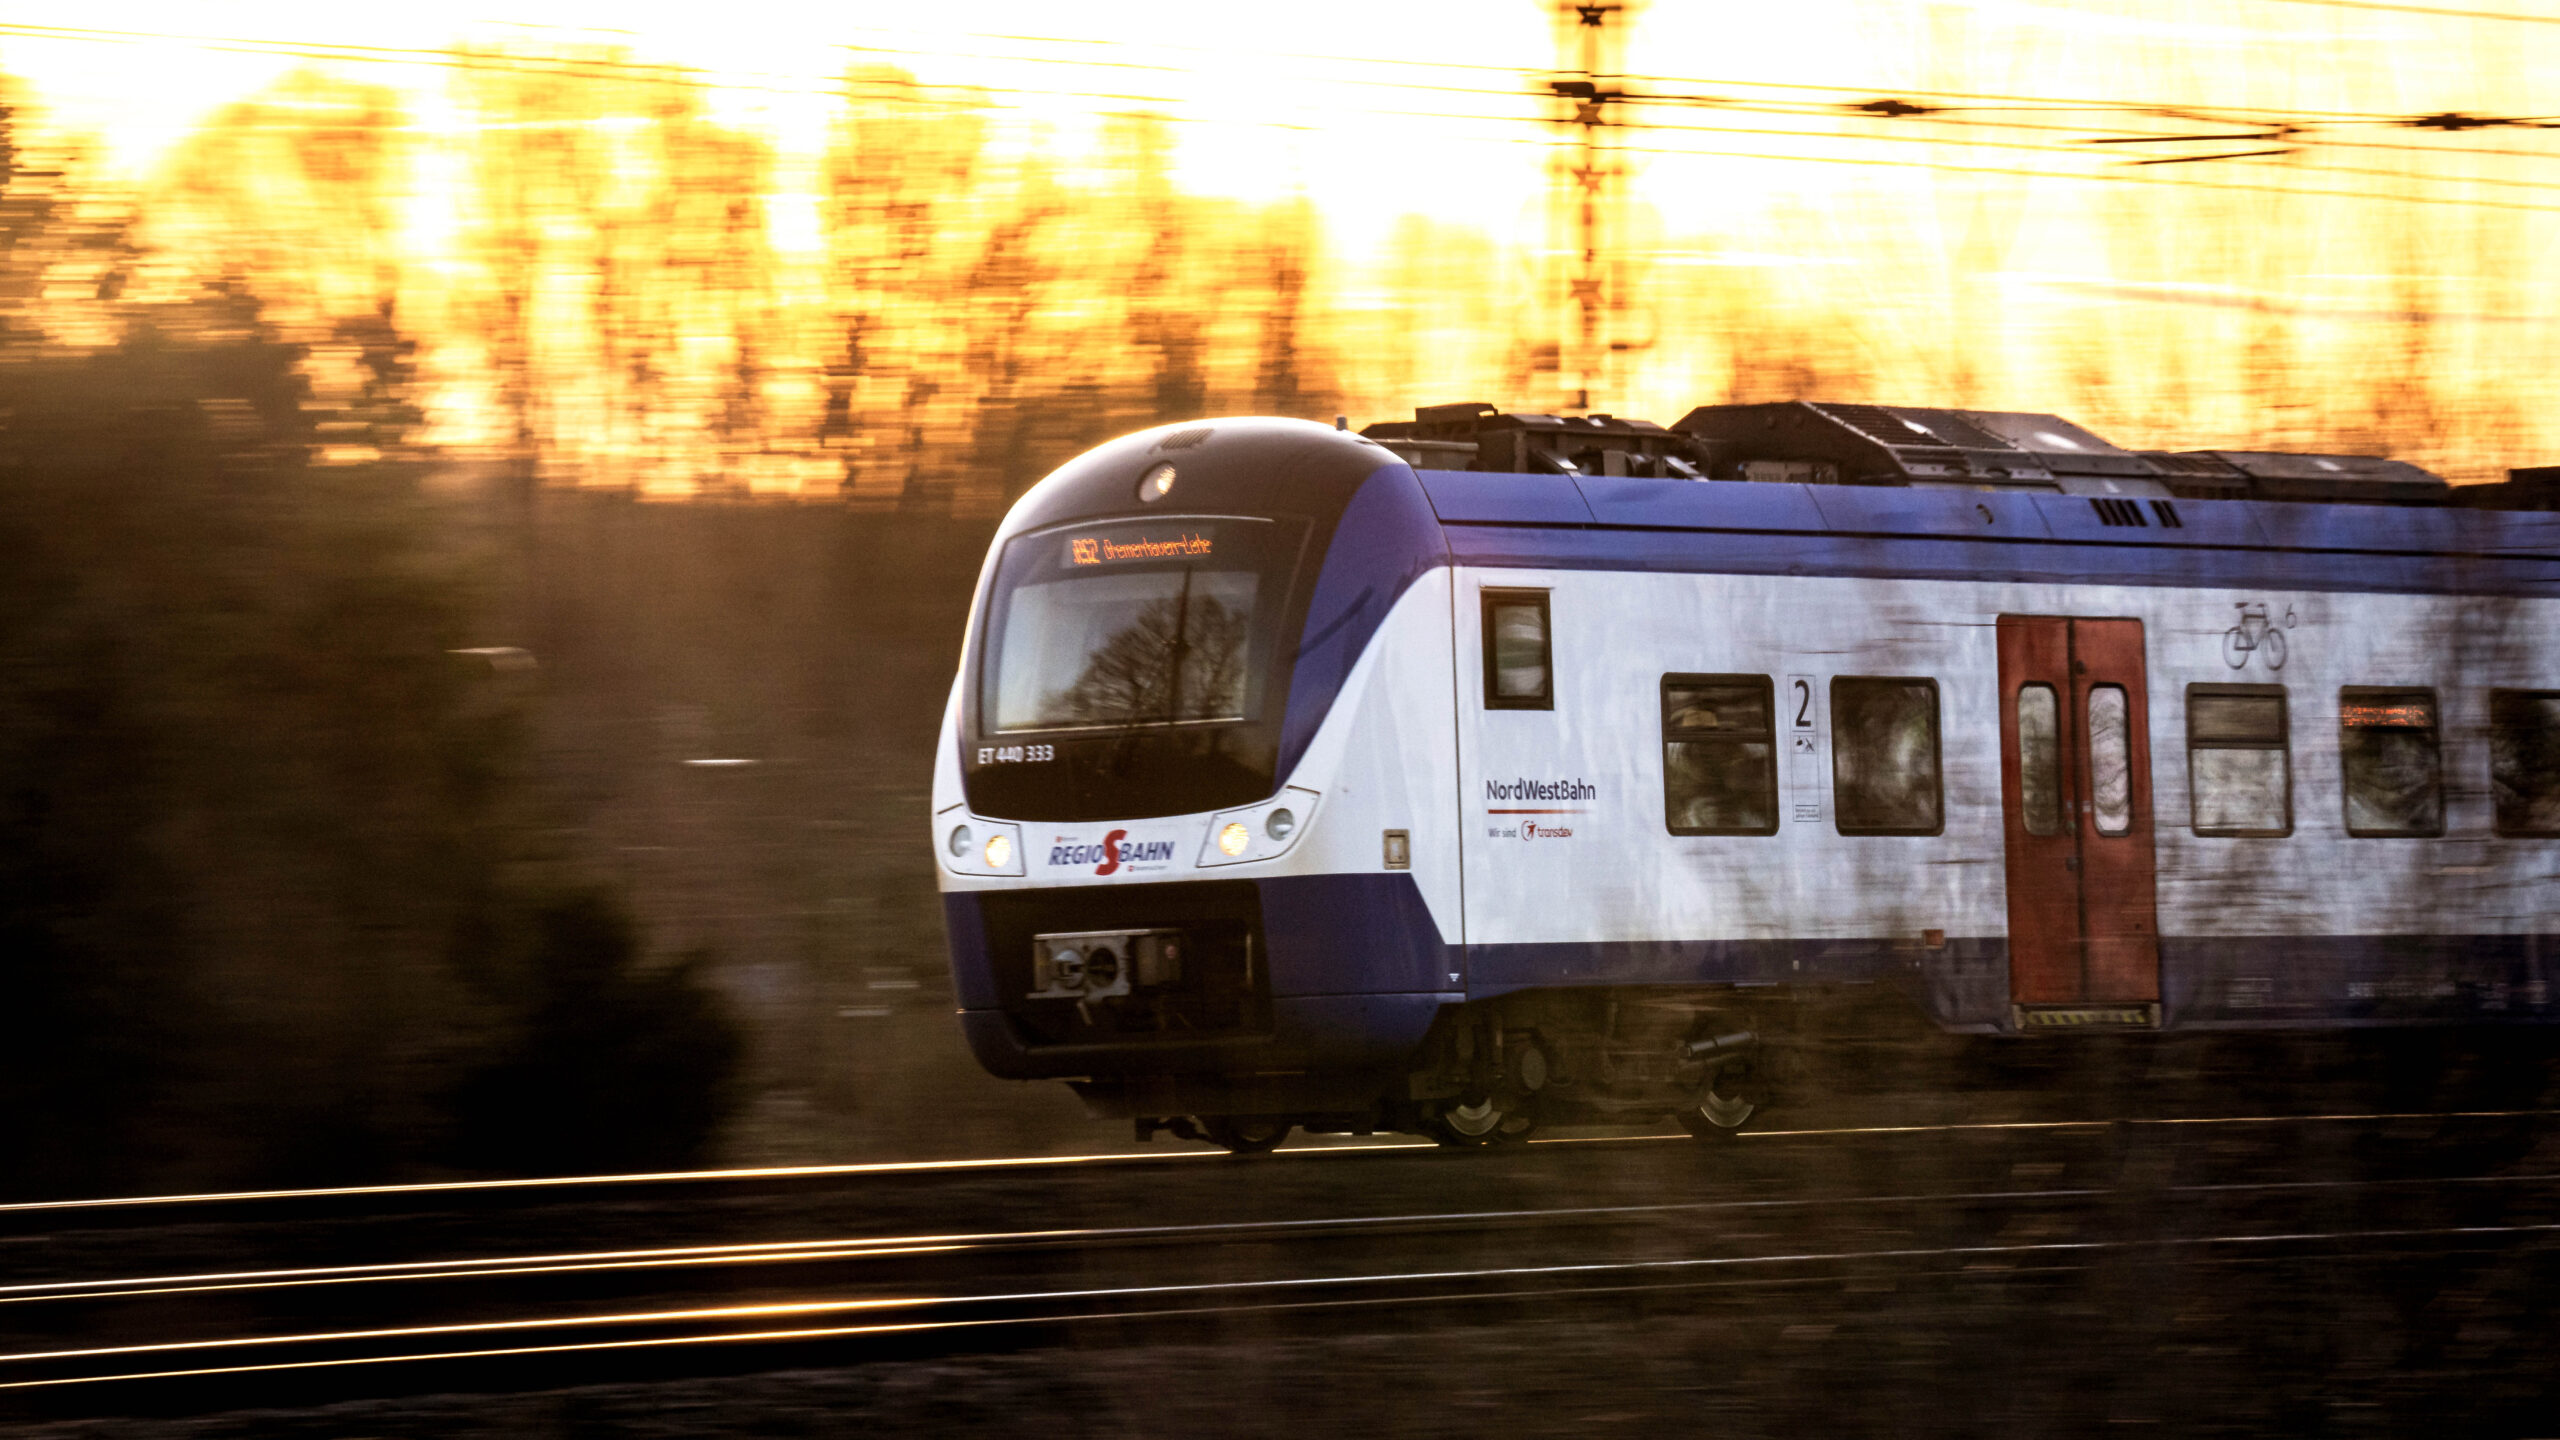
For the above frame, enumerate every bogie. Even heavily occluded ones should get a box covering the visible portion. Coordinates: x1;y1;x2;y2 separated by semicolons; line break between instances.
1198;1115;1292;1155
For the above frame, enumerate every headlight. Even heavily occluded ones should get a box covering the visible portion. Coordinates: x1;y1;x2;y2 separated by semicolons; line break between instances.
1197;787;1319;868
947;823;972;858
984;834;1012;868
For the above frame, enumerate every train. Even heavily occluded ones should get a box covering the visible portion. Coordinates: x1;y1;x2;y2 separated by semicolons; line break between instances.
931;399;2560;1150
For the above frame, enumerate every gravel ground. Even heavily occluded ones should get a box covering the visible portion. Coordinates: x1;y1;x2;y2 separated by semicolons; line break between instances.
10;1255;2557;1440
8;1032;2558;1437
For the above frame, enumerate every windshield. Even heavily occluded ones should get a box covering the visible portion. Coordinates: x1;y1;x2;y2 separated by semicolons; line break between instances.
981;518;1295;736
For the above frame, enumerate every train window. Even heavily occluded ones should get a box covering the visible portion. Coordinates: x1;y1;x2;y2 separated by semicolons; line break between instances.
1481;590;1552;711
2088;685;2132;836
1832;678;1943;836
2339;688;2443;838
1661;675;1778;836
2187;685;2290;837
2490;690;2560;835
2017;684;2062;836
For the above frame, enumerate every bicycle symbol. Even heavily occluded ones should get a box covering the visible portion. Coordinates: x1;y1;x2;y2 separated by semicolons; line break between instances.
2223;602;2286;671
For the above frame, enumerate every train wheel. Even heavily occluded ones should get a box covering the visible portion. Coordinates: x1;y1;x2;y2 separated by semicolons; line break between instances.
1198;1115;1291;1154
1429;1097;1506;1146
1428;1096;1536;1146
1675;1063;1761;1139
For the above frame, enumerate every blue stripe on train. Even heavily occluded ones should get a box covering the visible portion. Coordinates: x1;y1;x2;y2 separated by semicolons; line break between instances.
938;871;1459;1008
948;872;2560;1042
1439;470;2560;561
1464;935;2004;1026
1267;875;2560;1032
2162;933;2560;1028
1276;464;1449;781
1416;470;2560;597
1440;519;2560;598
1464;930;2560;1030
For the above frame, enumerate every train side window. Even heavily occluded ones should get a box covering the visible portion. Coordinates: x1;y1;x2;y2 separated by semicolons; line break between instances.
2490;690;2560;836
2339;688;2443;837
1661;675;1777;836
2017;684;2063;835
1832;677;1943;836
2187;685;2290;837
2087;685;2133;836
1481;590;1552;710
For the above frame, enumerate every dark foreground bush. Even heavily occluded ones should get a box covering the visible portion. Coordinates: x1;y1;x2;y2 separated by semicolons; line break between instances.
442;891;744;1176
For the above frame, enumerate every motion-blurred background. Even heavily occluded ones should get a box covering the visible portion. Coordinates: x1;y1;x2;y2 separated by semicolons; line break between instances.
2;0;2555;1199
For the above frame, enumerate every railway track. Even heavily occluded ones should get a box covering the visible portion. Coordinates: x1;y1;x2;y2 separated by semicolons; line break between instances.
0;1107;2553;1417
2;1102;2539;1224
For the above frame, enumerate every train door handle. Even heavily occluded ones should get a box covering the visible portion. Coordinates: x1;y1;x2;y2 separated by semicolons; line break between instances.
2064;855;2080;872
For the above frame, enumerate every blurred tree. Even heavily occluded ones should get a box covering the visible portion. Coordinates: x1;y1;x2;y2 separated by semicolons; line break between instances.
1254;199;1323;421
818;79;1345;512
1118;115;1211;427
112;53;1365;513
821;67;991;506
457;48;783;498
143;71;434;477
958;160;1081;511
0;130;742;1196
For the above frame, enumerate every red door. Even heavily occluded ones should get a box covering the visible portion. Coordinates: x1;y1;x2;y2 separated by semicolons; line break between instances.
1996;616;2160;1019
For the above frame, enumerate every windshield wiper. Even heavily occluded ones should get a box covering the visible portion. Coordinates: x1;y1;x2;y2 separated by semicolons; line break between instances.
1158;568;1193;725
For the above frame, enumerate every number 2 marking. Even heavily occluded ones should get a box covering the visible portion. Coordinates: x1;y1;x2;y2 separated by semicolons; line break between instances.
1793;679;1812;728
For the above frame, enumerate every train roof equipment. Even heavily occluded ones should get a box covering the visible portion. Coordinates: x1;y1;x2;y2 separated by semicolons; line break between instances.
1361;400;2554;510
1359;402;1708;480
2140;449;2450;507
1673;401;2166;497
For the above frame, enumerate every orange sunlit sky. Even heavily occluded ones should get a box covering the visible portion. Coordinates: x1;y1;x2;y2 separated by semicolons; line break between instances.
6;0;2560;489
6;2;1568;253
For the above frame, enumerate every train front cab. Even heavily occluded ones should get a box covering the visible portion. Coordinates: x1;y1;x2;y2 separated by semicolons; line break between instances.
932;418;1469;1133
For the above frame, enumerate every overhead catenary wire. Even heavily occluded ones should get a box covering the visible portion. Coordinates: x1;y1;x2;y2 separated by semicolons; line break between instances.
2249;0;2560;27
857;25;2560;170
5;17;2554;137
1607;112;2560;201
1604;137;2560;217
5;17;2560;222
0;17;2538;135
836;18;2560;127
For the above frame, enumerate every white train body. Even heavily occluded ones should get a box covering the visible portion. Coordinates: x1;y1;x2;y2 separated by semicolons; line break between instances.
933;410;2560;1137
